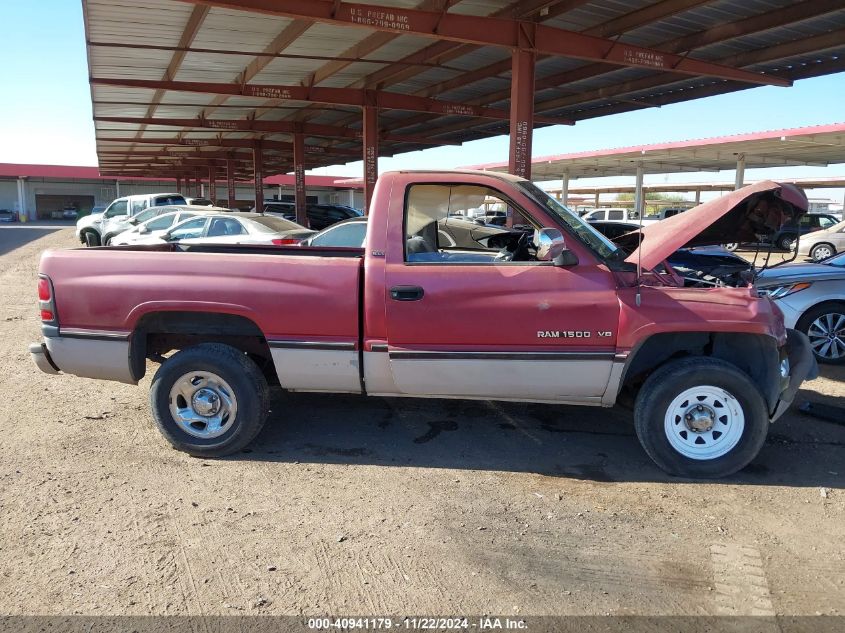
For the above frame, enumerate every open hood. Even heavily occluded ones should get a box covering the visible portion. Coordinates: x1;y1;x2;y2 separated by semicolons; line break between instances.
624;181;808;272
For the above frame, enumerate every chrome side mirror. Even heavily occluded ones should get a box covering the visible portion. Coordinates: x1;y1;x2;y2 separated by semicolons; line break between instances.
534;228;579;267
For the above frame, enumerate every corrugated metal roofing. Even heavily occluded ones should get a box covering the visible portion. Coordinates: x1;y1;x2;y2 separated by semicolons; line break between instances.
83;0;845;177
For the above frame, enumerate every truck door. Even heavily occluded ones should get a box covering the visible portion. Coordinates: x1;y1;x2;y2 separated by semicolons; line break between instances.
383;182;620;402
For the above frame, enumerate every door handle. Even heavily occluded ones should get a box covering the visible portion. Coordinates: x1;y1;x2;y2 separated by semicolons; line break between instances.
390;285;425;301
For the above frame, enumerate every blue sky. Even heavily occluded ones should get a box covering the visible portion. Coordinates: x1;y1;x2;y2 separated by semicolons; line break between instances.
1;0;844;206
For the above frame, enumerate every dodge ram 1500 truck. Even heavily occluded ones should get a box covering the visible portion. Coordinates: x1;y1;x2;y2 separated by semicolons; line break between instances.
30;171;818;478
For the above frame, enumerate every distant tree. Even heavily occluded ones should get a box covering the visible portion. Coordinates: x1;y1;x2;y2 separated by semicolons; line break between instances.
614;192;690;215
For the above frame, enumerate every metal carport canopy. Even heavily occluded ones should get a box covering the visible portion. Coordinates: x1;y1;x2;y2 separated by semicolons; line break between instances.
83;0;845;219
465;122;845;179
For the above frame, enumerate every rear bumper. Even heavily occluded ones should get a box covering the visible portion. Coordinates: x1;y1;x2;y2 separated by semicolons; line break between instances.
771;328;819;421
29;342;60;375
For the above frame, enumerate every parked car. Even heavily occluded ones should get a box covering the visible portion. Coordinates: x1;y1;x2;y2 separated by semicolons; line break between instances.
102;204;230;245
300;215;517;251
725;213;840;252
110;209;208;246
757;252;845;364
641;207;690;223
131;213;313;246
259;202;362;230
77;192;187;246
795;218;845;261
583;207;639;222
61;207;79;221
31;174;817;479
0;209;18;223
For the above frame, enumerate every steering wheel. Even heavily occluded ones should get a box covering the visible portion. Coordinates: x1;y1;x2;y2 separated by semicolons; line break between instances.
495;230;532;262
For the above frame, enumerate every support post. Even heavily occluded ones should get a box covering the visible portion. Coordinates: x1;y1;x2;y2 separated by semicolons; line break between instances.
253;140;264;212
695;189;701;205
507;49;535;227
560;171;570;206
293;129;308;226
634;163;645;220
16;177;27;221
735;154;746;190
226;158;236;209
176;177;182;194
115;180;121;198
594;191;600;209
208;166;217;205
363;103;378;214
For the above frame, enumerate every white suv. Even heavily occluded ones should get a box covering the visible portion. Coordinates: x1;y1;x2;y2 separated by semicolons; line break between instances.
76;193;186;246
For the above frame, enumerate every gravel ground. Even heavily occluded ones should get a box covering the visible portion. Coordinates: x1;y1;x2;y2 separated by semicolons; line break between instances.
0;226;842;617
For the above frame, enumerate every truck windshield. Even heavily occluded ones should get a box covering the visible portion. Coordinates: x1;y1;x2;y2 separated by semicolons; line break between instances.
516;181;624;262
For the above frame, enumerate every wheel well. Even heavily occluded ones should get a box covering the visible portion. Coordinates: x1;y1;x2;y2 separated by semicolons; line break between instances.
619;332;781;413
810;242;835;252
796;300;845;329
129;311;275;383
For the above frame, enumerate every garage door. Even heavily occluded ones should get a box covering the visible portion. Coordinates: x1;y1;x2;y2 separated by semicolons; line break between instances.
35;195;96;220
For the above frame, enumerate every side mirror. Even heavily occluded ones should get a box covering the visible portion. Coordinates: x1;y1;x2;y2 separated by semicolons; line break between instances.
534;228;578;267
128;217;139;225
139;225;150;234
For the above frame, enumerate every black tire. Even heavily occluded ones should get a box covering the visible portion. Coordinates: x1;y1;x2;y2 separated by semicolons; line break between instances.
83;231;100;247
103;234;113;246
150;343;269;457
777;234;795;251
723;243;739;252
634;357;769;478
810;243;835;262
796;302;845;365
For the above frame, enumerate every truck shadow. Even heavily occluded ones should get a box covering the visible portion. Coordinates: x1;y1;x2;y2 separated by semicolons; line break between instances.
236;388;845;488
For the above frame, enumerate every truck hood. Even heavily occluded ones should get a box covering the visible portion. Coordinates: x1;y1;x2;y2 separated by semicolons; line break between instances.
624;181;808;271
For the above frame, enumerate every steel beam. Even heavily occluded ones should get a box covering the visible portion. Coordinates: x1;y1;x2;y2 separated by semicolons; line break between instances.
94;117;460;146
95;136;360;156
90;78;571;124
175;0;789;86
363;105;378;214
209;166;218;203
293;130;308;226
226;158;237;208
253;141;265;211
508;49;534;227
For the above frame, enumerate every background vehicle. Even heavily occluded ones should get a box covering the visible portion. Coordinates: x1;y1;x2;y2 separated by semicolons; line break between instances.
61;207;79;221
758;252;845;364
77;192;187;246
110;209;207;246
30;174;816;479
259;201;362;230
725;213;840;253
133;213;313;246
0;210;18;223
796;218;845;261
583;207;639;222
186;197;215;207
102;204;230;245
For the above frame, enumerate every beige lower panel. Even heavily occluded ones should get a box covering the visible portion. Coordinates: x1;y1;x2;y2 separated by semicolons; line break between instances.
271;348;361;393
46;337;135;384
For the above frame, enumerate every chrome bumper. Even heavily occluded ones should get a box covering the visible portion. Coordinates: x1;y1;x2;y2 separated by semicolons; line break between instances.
29;342;60;375
771;328;818;422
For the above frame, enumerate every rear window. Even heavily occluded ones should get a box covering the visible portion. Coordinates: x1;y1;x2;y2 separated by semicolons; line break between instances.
251;216;301;232
154;195;187;206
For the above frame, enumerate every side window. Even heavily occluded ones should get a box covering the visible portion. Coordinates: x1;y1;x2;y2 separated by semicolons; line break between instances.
208;217;246;237
145;214;177;231
105;199;128;218
311;222;367;247
608;209;624;221
131;199;148;214
799;216;813;228
404;184;538;264
818;216;836;229
167;217;208;241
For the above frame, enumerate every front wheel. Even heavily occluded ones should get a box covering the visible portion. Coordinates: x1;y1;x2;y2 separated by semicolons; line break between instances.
723;243;739;252
797;303;845;365
634;357;769;478
810;243;835;262
150;343;269;457
83;231;100;247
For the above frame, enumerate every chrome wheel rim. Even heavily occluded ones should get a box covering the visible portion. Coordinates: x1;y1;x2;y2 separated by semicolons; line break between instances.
812;245;833;261
808;312;845;360
169;371;237;439
664;386;745;461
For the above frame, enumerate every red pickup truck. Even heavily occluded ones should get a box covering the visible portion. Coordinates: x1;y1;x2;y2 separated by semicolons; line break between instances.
30;171;817;478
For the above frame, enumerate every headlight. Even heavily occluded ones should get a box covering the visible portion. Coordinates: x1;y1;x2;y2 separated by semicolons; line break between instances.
761;282;812;299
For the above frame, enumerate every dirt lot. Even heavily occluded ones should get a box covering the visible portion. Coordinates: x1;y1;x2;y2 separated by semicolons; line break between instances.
0;226;843;618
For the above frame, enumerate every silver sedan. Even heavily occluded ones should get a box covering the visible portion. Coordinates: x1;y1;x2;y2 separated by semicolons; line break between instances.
757;252;845;364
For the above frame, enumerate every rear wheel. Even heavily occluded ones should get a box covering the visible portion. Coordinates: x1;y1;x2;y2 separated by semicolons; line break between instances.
797;303;845;365
634;357;769;478
777;234;795;251
810;243;835;262
723;243;739;252
150;343;269;457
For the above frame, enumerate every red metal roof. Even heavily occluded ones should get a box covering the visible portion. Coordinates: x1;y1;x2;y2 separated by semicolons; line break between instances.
0;163;360;188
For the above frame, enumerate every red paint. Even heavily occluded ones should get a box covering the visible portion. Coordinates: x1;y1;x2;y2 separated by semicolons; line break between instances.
293;131;308;227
